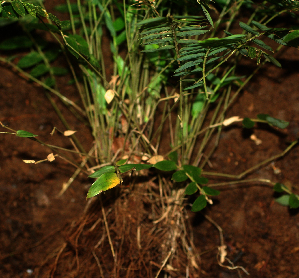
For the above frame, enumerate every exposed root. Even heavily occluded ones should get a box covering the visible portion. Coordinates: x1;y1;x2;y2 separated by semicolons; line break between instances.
39;179;204;277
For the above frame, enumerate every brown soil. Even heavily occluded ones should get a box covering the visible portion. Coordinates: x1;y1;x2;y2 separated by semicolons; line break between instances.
1;3;299;278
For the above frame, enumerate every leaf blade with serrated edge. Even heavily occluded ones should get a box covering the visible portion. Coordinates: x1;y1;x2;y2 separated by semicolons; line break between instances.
87;172;120;198
89;166;116;178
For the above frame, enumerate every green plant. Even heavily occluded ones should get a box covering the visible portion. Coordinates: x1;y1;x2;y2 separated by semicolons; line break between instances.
1;0;299;212
2;1;299;276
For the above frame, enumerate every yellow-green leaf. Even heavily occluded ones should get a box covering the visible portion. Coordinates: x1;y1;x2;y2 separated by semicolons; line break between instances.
87;172;120;198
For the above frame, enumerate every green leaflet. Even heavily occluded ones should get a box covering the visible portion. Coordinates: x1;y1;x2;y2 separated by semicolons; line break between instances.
191;195;207;212
242;118;255;129
202;186;220;196
257;114;289;128
252;39;273;52
185;182;198;195
0;36;33;50
30;64;49;78
16;130;38;138
239;21;259;35
11;0;26;17
118;164;153;173
17;52;43;68
154;161;177;171
197;35;246;47
172;170;188;182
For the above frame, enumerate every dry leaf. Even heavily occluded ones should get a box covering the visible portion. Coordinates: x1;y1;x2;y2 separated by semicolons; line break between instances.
250;134;262;145
207;197;213;205
64;130;76;136
120;115;128;133
291;246;299;254
148;155;164;164
58;182;69;197
109;75;119;87
219;245;227;264
174;93;180;102
23;160;36;164
165;264;177;271
105;89;115;104
271;162;281;175
190;255;199;269
141;155;150;161
47;153;55;162
254;260;266;271
223;116;242;126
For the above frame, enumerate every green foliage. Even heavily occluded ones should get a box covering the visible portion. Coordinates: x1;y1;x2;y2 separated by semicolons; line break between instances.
168;151;178;164
87;160;215;211
16;130;38;138
118;164;153;173
17;51;43;68
172;170;188;182
191;195;207;212
89;166;116;178
185;182;198;195
30;63;49;78
202;186;220;196
257;114;289;129
273;183;288;193
87;172;120;198
154;160;177;171
1;0;298;212
289;194;299;209
243;118;255;129
273;183;299;209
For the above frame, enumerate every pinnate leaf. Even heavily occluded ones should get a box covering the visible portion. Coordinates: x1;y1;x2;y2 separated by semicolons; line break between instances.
239;21;259;35
283;30;299;43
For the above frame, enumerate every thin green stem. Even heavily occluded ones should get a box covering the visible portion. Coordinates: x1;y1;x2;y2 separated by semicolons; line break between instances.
202;140;298;180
